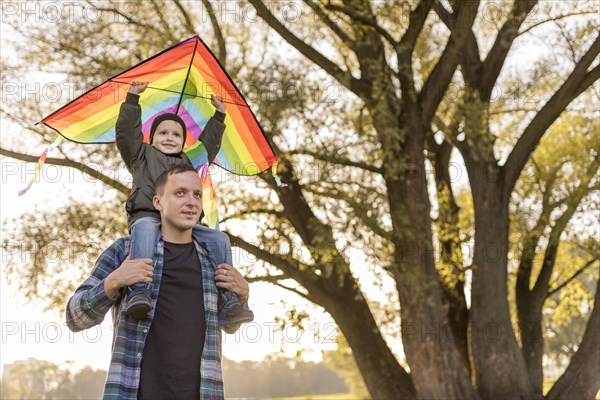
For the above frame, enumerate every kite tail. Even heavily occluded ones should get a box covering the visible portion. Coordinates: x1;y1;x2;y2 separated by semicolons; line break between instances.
18;136;64;196
199;163;220;230
272;161;288;188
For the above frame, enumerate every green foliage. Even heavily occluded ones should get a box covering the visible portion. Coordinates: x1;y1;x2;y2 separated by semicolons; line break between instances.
3;198;127;310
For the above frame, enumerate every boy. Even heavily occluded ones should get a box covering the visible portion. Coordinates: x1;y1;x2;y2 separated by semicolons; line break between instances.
116;81;253;325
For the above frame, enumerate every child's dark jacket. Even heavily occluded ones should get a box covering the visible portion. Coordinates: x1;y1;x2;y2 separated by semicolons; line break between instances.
116;93;225;228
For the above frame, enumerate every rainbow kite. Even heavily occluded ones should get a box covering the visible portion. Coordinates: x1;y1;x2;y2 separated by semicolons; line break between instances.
24;36;284;228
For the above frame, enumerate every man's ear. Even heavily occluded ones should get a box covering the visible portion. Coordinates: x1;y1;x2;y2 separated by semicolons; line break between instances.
153;195;162;211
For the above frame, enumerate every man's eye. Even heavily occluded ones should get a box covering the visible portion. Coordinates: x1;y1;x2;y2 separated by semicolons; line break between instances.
194;193;201;199
175;191;184;196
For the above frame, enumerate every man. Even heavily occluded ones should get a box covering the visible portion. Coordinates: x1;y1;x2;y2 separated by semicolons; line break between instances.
66;164;250;400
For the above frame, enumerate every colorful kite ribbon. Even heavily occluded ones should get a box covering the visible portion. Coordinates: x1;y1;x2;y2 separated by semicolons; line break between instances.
18;136;63;196
198;163;220;230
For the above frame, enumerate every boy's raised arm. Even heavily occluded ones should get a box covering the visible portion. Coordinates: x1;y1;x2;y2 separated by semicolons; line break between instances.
116;82;147;170
201;95;227;162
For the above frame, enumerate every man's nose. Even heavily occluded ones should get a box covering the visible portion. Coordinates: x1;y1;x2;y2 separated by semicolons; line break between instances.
184;193;200;204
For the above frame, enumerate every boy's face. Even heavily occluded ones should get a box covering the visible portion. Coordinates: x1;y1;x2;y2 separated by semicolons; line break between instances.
151;120;184;154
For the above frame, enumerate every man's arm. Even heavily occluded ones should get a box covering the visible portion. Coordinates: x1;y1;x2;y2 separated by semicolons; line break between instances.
65;239;128;332
65;240;153;332
116;83;147;170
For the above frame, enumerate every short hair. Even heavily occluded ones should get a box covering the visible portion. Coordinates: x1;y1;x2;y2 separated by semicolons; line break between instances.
155;164;199;196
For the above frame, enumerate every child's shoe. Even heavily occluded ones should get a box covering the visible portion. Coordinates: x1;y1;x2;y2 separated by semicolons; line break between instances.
218;291;254;326
125;290;152;319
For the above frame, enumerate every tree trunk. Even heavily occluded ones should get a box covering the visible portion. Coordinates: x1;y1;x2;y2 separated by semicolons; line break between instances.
470;177;538;399
516;248;546;395
546;279;600;399
432;140;471;374
324;285;417;399
387;122;476;399
516;298;545;394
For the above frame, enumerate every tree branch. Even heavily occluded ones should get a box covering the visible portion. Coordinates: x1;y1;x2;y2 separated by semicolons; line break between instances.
397;0;436;54
304;185;391;241
149;0;177;44
479;0;538;100
172;0;197;36
532;154;600;296
92;1;146;28
226;232;318;281
246;275;311;300
0;147;129;194
199;0;227;64
325;3;398;46
220;209;284;223
304;0;352;43
247;0;366;97
503;36;600;196
419;0;481;126
433;2;482;87
518;11;597;36
547;259;599;299
288;149;383;174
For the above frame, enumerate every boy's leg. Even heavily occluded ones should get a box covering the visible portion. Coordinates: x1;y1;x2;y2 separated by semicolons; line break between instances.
192;225;253;325
193;224;232;264
126;216;161;319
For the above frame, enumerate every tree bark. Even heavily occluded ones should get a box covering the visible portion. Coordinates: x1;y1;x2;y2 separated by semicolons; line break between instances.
470;176;538;399
386;114;476;399
516;296;545;394
546;279;600;400
430;140;471;373
324;281;417;399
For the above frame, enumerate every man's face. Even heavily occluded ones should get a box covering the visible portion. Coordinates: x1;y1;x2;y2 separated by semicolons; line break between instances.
151;120;184;154
153;171;202;232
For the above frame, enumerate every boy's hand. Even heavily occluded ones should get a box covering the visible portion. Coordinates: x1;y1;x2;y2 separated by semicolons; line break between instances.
128;81;148;95
211;95;226;114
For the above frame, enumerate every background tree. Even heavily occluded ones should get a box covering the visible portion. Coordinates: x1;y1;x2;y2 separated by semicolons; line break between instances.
1;1;598;399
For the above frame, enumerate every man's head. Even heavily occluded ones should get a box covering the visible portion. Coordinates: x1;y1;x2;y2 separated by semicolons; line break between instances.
153;164;202;238
149;113;187;154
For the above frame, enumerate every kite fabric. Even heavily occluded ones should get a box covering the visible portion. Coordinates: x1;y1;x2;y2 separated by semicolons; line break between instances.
23;36;283;228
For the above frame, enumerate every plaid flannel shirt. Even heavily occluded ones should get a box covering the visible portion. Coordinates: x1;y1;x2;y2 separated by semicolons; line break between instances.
66;237;234;400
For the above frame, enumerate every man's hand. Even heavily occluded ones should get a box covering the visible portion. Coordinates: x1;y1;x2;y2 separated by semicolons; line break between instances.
215;264;249;304
211;95;227;114
128;81;148;95
104;257;153;299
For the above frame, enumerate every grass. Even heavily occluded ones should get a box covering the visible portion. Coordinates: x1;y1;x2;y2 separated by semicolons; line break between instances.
270;393;358;400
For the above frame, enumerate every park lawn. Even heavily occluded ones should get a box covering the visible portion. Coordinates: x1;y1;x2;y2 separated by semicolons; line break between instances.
270;393;359;400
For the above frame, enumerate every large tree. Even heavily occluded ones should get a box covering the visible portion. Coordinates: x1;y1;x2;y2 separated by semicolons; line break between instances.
1;1;598;399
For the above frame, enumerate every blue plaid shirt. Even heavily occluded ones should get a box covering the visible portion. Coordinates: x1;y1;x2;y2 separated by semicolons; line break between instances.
66;237;235;399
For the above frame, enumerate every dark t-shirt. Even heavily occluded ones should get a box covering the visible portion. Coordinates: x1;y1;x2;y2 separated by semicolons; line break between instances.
138;241;206;400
